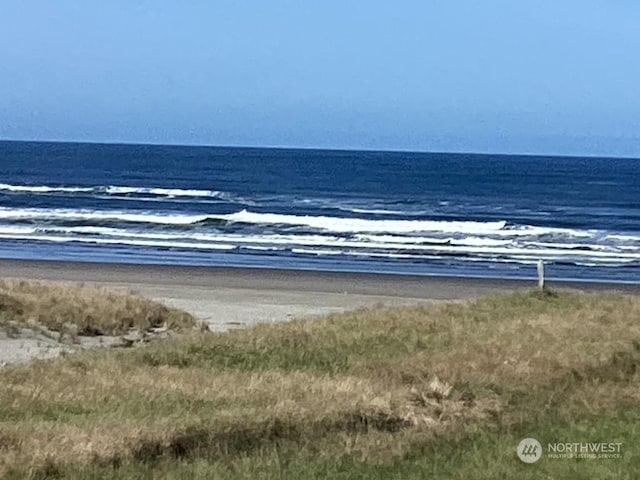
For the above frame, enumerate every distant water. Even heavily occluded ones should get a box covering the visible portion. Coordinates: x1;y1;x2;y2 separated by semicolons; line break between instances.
0;140;638;283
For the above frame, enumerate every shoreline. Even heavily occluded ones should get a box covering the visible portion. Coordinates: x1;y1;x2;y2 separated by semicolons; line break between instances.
1;258;639;298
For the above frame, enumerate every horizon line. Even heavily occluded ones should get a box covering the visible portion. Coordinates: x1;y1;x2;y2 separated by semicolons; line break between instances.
1;136;638;161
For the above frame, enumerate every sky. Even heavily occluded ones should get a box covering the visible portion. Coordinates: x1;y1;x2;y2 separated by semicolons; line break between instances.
1;1;639;157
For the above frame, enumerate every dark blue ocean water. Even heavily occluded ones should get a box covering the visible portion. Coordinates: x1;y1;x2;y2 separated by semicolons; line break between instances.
0;140;638;283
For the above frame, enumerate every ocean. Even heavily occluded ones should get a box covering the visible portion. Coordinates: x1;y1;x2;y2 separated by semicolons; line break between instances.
0;140;638;283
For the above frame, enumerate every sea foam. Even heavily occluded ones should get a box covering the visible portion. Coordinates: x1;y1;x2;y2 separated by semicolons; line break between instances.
218;210;508;234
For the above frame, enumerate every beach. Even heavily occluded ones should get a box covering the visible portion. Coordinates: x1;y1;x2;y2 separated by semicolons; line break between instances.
3;4;639;474
2;258;638;365
2;259;639;330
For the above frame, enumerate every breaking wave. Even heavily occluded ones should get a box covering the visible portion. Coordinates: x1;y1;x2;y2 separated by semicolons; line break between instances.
0;206;637;268
0;183;244;202
218;209;508;234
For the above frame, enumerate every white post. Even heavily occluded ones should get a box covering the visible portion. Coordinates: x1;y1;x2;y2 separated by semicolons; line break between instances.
537;259;545;291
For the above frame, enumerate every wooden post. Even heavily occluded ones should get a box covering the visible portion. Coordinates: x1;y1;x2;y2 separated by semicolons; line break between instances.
537;260;545;291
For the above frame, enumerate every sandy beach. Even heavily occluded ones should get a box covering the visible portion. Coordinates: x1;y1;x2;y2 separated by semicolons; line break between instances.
1;258;638;365
2;259;639;326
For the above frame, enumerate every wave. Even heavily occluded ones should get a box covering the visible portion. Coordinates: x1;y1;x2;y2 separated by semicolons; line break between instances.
0;206;608;241
219;210;508;234
0;207;209;225
251;195;432;216
336;206;428;216
528;241;612;251
1;226;638;264
0;207;510;235
605;234;640;243
490;225;595;238
103;186;224;198
218;210;598;239
0;225;39;235
214;211;597;239
354;234;513;247
0;183;243;201
0;207;637;267
0;183;94;193
0;232;236;251
291;248;345;256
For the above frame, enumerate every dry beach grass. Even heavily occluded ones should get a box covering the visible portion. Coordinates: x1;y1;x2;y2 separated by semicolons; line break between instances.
1;283;639;478
0;279;196;337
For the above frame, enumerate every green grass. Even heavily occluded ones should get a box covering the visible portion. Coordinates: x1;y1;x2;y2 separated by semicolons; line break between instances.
1;288;639;478
6;409;639;480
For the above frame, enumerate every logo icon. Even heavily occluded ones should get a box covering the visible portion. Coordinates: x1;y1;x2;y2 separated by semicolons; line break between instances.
517;438;542;463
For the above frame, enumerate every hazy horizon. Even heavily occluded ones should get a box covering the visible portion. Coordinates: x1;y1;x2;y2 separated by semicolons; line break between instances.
2;137;640;160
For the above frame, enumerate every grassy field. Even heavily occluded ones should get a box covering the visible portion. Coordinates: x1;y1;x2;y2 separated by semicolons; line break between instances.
1;286;639;478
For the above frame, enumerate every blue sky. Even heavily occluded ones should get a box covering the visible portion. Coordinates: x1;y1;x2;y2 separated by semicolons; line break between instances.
1;1;639;156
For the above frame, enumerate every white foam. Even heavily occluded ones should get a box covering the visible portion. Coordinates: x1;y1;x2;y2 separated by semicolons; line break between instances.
243;246;282;251
418;245;640;260
217;210;597;239
1;225;638;265
450;237;513;247
0;233;236;251
0;207;208;225
354;234;450;245
105;186;223;198
336;206;425;216
40;226;122;235
219;210;508;235
346;251;430;260
0;183;94;193
291;248;344;256
1;216;635;262
492;225;596;238
355;234;512;247
528;241;611;251
16;228;340;247
0;182;232;199
0;225;38;235
605;234;640;243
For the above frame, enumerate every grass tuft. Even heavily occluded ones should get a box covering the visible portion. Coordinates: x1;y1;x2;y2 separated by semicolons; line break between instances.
0;279;197;336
